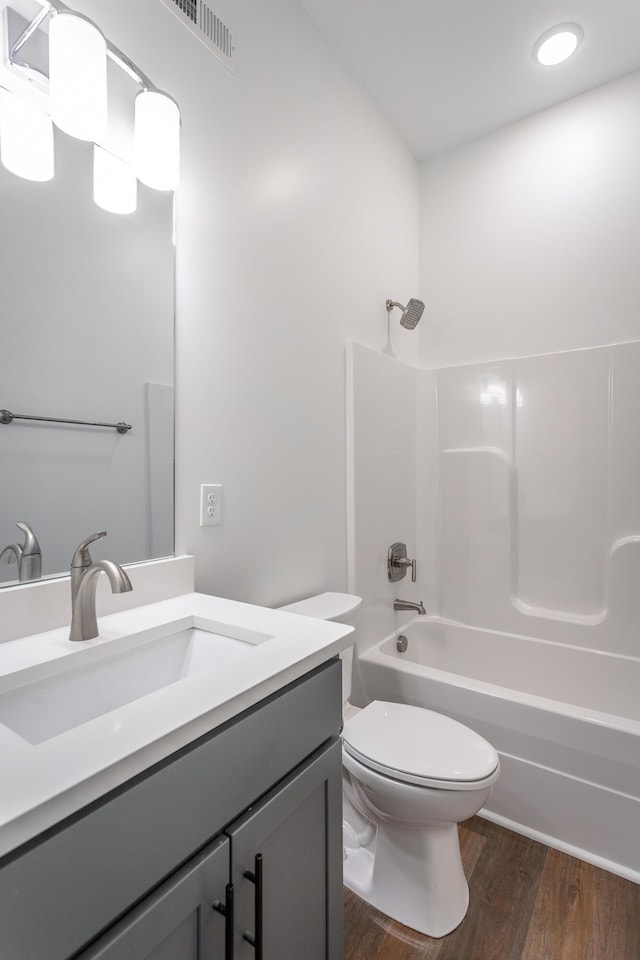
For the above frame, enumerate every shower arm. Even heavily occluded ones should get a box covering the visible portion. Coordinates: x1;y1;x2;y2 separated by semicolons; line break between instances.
386;299;406;313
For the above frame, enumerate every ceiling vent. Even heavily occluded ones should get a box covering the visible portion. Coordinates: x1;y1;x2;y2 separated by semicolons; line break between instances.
159;0;236;73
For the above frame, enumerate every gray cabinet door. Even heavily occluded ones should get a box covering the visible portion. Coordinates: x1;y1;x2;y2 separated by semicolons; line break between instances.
81;835;230;960
229;739;343;960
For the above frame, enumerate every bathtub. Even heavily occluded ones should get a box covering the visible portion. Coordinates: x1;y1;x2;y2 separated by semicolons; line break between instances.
352;618;640;883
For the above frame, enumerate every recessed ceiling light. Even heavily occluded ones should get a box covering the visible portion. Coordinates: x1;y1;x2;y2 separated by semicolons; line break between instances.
533;23;583;66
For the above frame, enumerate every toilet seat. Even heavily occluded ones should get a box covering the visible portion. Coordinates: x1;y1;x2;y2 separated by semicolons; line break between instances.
342;700;500;790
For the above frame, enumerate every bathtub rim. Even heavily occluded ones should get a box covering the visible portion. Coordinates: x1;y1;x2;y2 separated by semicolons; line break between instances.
364;615;640;736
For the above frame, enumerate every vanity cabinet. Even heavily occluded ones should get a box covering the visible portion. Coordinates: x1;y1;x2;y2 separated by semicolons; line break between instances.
82;742;340;960
229;742;339;960
81;835;230;960
0;659;343;960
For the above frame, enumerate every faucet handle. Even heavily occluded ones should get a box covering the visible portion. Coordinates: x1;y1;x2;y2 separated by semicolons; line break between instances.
71;531;107;569
387;542;417;583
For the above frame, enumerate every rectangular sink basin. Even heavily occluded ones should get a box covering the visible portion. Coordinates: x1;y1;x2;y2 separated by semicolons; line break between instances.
0;618;272;745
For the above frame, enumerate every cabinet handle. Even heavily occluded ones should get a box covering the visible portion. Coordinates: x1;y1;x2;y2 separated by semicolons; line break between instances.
242;853;263;960
212;882;235;960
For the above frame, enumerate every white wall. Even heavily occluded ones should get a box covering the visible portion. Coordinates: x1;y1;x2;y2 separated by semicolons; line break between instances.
67;0;420;607
419;70;640;368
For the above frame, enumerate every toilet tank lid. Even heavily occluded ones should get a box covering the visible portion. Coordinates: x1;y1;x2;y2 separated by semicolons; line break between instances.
278;592;362;621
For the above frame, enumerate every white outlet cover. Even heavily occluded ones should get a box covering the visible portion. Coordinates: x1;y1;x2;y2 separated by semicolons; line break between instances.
200;483;223;526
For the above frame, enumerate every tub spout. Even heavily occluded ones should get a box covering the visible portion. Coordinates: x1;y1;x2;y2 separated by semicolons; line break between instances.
394;599;426;615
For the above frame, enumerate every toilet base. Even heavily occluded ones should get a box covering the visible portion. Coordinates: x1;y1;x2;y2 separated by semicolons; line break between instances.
343;818;470;938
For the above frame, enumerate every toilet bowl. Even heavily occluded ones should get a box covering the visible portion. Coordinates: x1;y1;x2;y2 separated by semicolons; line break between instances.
342;699;499;936
278;593;500;937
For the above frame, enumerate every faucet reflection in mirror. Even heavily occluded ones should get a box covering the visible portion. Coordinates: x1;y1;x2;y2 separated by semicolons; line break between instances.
0;521;41;582
0;0;180;214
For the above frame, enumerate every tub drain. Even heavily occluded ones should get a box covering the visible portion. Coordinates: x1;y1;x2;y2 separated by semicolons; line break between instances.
396;634;408;653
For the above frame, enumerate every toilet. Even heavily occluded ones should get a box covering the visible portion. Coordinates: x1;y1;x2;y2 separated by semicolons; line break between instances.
280;592;500;938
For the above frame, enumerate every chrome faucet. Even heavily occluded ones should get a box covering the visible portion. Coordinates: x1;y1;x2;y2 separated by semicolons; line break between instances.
393;598;427;615
69;532;132;642
0;521;42;582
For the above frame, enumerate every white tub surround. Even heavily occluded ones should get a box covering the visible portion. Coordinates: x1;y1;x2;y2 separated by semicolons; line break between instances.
433;342;640;658
353;617;640;883
350;338;640;657
0;591;353;858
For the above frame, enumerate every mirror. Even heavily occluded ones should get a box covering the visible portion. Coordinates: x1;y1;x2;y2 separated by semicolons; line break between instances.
0;120;175;585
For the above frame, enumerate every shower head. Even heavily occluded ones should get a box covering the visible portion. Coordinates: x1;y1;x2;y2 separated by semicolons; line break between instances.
386;298;425;330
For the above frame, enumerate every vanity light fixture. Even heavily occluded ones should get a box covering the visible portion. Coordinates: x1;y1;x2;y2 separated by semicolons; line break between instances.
2;0;181;204
533;23;583;66
93;146;137;215
49;10;107;143
134;90;181;192
0;87;54;181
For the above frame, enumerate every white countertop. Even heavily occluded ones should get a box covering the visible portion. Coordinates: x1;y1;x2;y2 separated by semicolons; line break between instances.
0;592;353;859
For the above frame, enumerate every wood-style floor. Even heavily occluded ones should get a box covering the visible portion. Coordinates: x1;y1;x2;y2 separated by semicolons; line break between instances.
344;816;640;960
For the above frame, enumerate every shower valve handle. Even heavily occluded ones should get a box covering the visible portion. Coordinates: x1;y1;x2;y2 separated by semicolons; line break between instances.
388;542;417;583
395;557;416;582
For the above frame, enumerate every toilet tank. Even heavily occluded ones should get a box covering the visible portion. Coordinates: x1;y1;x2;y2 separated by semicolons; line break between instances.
278;592;362;702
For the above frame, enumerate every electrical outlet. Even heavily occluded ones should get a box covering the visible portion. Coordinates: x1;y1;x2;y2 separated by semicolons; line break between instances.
200;483;223;526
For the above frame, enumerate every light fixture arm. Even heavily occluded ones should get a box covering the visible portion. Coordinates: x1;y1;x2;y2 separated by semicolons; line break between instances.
106;44;153;92
9;2;52;65
9;0;155;93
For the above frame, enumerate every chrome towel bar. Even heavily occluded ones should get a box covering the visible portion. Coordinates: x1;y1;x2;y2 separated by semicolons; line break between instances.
0;409;132;434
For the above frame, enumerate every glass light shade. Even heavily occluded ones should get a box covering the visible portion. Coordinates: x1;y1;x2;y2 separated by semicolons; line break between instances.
0;89;54;181
93;146;137;215
534;24;583;66
49;11;107;142
134;90;180;191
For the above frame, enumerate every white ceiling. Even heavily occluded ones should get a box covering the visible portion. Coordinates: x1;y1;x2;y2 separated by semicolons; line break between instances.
297;0;640;160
